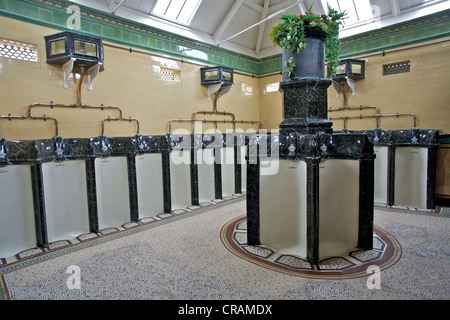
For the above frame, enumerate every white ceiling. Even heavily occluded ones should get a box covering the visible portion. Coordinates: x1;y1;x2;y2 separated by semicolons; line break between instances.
71;0;450;58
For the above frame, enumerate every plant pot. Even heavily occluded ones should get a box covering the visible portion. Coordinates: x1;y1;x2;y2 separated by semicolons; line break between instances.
282;28;327;81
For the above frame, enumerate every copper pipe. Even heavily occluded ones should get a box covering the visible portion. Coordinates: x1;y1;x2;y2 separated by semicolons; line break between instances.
0;114;59;136
213;88;222;112
27;102;124;119
328;104;380;113
167;118;262;133
341;82;347;106
329;113;417;129
192;110;236;122
77;68;85;106
101;116;140;136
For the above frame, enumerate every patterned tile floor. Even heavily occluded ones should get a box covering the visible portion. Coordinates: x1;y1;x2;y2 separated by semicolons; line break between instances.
221;216;401;279
0;197;449;300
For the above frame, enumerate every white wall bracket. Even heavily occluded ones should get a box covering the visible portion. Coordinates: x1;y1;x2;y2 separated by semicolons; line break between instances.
87;62;102;91
332;80;340;98
62;58;76;89
346;77;356;96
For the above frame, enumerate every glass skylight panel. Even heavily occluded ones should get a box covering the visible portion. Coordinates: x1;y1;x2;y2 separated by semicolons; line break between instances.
152;0;202;25
321;0;373;26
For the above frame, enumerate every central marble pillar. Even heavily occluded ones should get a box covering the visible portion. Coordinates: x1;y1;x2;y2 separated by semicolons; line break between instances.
279;78;333;135
246;31;374;266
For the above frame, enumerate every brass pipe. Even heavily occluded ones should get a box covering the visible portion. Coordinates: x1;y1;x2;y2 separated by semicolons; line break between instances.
329;113;417;130
77;68;85;106
213;88;222;112
192;110;236;122
27;102;124;119
0;114;59;136
328;104;380;113
101;116;140;136
167;118;262;133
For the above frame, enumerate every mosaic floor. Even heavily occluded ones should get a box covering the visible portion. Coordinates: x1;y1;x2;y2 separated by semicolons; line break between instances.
0;198;449;300
221;216;402;279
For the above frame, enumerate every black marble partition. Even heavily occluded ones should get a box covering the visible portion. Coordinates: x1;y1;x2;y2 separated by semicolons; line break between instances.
1;132;245;254
0;135;171;248
340;128;439;209
246;131;375;264
279;79;333;135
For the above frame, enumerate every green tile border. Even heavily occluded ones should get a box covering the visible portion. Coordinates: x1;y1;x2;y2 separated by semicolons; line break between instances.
0;0;449;76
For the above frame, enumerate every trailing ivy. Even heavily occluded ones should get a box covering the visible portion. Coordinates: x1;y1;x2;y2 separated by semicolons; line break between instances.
270;4;345;78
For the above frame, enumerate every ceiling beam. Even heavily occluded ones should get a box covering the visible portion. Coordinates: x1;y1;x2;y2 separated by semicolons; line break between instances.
268;0;298;14
244;0;263;13
110;0;125;15
214;0;245;41
297;0;307;13
255;0;270;55
390;0;400;17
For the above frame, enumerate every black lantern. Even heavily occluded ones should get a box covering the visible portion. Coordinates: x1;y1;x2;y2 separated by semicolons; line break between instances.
200;66;234;86
44;31;104;68
332;59;365;81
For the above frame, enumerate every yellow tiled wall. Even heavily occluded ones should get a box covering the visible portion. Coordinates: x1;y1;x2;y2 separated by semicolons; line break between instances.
257;37;450;133
0;16;261;140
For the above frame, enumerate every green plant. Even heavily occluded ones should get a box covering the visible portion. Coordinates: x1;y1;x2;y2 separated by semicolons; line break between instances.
270;4;345;78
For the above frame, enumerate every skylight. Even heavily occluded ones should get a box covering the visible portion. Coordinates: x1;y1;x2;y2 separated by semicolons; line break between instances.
152;0;202;25
321;0;374;26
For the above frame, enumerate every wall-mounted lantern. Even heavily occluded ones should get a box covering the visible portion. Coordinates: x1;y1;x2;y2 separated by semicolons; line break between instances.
200;66;234;86
331;59;366;97
200;66;234;104
44;31;104;89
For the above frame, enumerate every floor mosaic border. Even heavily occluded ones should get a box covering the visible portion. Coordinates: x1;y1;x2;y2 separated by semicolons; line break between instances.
0;195;245;269
220;215;403;280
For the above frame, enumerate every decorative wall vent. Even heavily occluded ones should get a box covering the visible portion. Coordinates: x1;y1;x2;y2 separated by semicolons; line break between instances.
265;82;280;93
160;67;181;82
383;61;411;75
0;37;38;62
241;83;253;95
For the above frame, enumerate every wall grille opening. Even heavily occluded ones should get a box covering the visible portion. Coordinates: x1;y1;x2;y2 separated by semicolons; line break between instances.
241;83;253;95
0;37;38;62
160;67;181;82
383;61;410;75
265;82;280;93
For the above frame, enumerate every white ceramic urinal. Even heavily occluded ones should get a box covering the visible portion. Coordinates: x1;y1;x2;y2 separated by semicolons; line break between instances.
0;165;37;258
135;153;164;218
95;157;131;230
170;150;192;210
42;160;90;242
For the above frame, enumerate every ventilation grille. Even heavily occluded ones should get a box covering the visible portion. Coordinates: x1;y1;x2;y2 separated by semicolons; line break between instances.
160;67;181;82
0;38;38;62
383;61;410;75
265;82;280;93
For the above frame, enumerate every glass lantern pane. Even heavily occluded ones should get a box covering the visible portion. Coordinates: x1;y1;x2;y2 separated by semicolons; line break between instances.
74;40;97;57
222;71;232;81
352;64;362;74
204;70;218;81
50;39;65;55
336;64;346;74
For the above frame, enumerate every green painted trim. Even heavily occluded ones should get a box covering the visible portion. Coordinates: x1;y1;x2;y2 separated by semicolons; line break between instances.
0;0;449;75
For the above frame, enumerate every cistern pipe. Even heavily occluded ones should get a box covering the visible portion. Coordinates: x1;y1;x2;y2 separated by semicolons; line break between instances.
101;116;140;136
329;113;417;129
192;110;236;122
167;118;261;133
328;104;380;113
27;101;124;119
0;114;59;136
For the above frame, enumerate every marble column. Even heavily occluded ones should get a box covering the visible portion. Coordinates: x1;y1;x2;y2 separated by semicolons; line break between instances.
279;78;333;135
